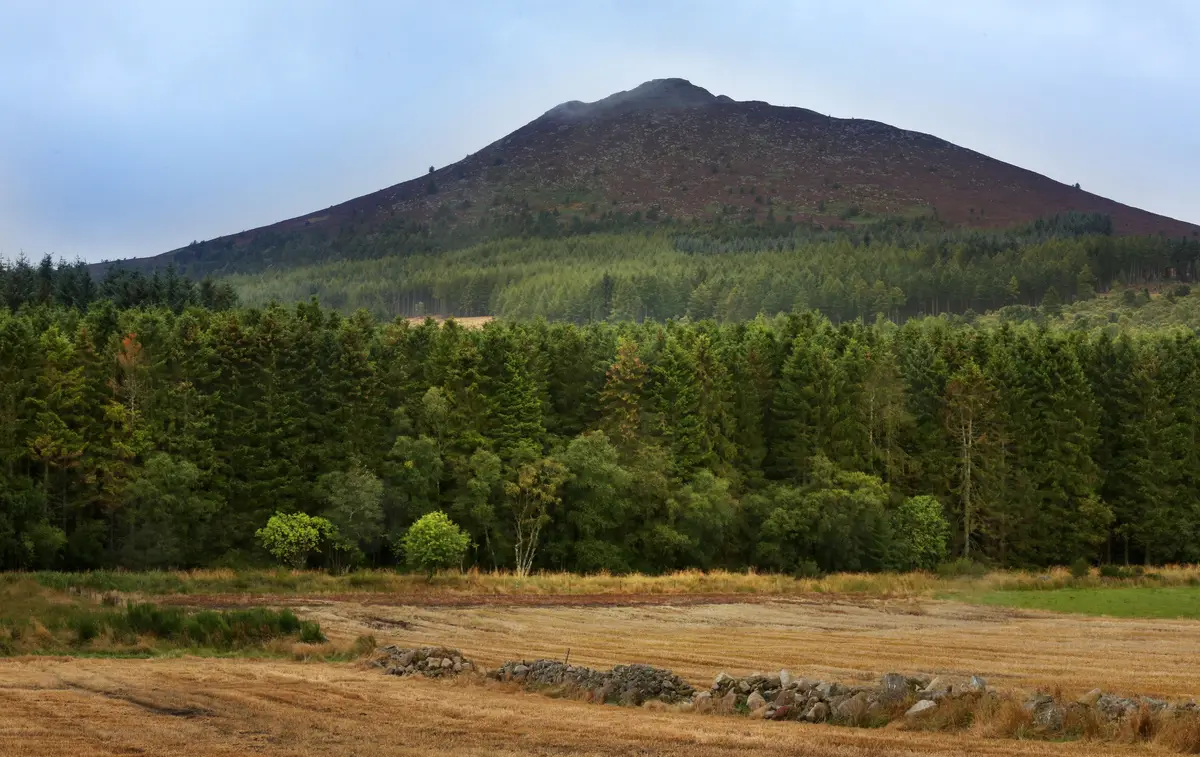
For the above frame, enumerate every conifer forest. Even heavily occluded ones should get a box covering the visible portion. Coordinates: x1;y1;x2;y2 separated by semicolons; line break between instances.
3;218;1199;574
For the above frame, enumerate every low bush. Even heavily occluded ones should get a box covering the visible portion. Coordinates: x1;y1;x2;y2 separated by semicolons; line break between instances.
936;558;989;578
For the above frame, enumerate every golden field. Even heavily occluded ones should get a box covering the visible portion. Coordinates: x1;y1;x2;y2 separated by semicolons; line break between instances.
4;586;1200;756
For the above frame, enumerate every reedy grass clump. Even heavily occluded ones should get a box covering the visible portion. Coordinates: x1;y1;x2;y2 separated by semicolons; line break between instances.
0;579;327;656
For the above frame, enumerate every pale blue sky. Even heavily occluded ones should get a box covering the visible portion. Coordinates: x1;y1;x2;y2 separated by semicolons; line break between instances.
1;0;1197;262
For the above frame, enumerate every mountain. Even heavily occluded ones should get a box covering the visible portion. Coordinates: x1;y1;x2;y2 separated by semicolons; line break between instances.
116;78;1198;275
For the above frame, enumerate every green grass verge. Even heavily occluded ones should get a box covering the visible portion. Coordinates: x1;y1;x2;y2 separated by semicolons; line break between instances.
975;586;1200;619
0;578;337;657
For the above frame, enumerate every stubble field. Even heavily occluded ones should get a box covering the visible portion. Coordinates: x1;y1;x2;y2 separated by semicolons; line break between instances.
3;588;1200;756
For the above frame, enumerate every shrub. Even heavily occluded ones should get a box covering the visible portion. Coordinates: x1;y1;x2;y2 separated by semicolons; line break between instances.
401;511;470;578
936;558;989;578
256;512;337;569
889;495;951;571
1069;557;1091;579
299;621;325;644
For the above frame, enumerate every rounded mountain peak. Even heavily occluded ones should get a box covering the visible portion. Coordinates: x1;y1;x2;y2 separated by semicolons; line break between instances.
543;78;726;121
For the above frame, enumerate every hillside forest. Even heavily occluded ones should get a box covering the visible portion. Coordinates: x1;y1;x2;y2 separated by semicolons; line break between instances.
1;267;1198;573
219;212;1200;324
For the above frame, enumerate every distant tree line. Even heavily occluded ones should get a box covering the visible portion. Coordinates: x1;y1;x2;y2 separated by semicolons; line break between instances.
228;214;1200;324
0;255;237;312
1;301;1196;573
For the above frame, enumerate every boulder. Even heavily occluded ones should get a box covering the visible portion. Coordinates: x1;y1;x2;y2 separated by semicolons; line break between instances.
1025;695;1064;730
749;704;771;719
779;669;794;689
968;675;988;693
879;673;910;702
835;692;869;722
774;689;796;707
804;701;830;723
714;672;733;689
718;690;739;714
1077;688;1102;707
1095;693;1138;720
692;691;713;714
906;700;937;717
747;691;767;711
922;676;947;694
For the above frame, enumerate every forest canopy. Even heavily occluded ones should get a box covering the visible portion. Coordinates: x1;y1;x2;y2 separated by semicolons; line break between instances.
1;298;1196;573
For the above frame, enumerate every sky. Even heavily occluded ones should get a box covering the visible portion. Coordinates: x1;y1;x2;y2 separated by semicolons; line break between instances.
1;0;1198;262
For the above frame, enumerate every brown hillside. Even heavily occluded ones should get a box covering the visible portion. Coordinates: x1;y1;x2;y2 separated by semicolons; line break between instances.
136;78;1198;271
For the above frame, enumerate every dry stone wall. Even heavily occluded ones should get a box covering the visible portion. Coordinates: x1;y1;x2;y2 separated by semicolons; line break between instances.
371;646;1199;735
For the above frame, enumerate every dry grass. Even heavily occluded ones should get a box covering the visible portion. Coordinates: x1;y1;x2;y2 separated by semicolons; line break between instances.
24;564;1200;602
0;656;1159;757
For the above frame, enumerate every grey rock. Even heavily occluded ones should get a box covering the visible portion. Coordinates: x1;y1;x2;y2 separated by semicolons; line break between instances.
906;699;938;717
714;672;733;689
969;675;988;692
693;691;713;714
774;689;796;707
835;692;869;722
1025;695;1064;730
879;673;911;702
779;669;794;689
718;690;738;714
804;701;830;723
922;676;947;694
1077;688;1102;707
747;691;767;711
440;657;454;668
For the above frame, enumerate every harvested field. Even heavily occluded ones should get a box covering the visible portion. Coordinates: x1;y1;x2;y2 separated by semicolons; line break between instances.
292;595;1200;700
0;656;1154;757
4;594;1199;755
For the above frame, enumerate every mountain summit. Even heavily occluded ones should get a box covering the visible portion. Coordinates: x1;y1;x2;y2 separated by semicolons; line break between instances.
126;78;1198;275
542;78;728;121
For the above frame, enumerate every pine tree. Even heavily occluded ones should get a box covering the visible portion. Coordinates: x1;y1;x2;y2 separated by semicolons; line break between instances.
599;337;647;455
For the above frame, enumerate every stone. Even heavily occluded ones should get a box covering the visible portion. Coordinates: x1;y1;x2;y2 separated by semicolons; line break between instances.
968;675;988;693
714;672;733;689
922;676;947;694
1077;688;1102;707
1025;696;1064;730
804;701;830;723
773;689;795;707
771;705;793;721
835;692;870;722
718;690;739;714
747;691;767;711
779;670;794;689
815;682;837;699
906;700;937;717
693;691;713;714
512;664;530;678
440;657;454;668
749;704;770;719
738;680;751;694
879;673;910;702
1095;694;1137;720
396;650;415;667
